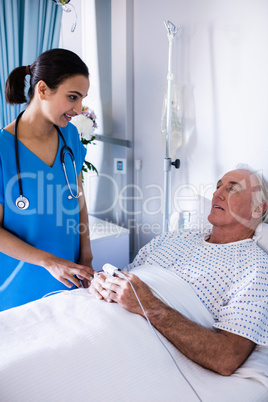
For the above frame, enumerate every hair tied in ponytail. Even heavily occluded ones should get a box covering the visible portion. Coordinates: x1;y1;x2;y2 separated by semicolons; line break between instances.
25;65;31;75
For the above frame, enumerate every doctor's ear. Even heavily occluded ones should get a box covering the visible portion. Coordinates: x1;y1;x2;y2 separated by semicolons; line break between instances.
36;80;49;99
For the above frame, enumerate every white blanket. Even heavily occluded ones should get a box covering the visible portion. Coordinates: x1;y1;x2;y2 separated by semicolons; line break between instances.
0;265;267;402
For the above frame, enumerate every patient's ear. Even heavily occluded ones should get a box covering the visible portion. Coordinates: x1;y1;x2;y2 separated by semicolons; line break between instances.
252;201;267;219
262;201;268;218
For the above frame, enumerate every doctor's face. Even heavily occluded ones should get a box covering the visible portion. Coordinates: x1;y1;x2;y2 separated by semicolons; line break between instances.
208;169;262;230
41;74;90;127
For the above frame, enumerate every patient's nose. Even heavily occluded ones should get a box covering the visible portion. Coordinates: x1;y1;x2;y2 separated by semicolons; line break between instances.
213;187;225;200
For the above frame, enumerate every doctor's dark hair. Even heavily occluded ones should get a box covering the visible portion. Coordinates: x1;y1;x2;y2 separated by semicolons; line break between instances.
5;48;89;105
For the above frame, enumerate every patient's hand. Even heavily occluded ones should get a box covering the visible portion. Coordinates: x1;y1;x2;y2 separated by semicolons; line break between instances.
89;271;257;377
89;272;108;300
89;271;158;316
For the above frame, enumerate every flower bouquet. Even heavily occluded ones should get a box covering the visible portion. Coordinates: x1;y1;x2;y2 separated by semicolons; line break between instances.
72;107;98;180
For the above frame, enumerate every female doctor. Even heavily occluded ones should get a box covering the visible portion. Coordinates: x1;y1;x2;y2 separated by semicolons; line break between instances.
0;49;94;310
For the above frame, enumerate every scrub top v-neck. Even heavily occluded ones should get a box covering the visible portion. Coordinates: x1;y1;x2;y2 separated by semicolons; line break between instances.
0;122;87;310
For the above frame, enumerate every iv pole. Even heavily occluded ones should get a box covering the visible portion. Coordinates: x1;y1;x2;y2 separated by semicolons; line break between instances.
162;20;181;233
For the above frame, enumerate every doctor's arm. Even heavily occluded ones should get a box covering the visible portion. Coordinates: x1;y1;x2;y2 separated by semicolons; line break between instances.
0;204;94;288
77;174;93;285
90;272;255;376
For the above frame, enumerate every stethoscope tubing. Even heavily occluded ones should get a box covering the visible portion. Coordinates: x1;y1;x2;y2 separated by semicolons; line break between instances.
14;111;81;210
14;111;24;198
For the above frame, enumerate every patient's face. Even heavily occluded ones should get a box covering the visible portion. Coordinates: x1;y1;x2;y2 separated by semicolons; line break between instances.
208;169;261;231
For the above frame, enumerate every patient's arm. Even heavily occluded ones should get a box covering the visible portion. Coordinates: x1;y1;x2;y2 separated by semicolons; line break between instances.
89;272;255;376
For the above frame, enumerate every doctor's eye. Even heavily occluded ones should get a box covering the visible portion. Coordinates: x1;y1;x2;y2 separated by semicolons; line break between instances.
69;95;78;101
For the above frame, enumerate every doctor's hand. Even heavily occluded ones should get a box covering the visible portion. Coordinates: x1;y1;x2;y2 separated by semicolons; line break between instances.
89;271;157;317
43;253;95;288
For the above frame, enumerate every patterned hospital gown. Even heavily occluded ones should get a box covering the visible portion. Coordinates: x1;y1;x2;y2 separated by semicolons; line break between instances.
126;229;268;345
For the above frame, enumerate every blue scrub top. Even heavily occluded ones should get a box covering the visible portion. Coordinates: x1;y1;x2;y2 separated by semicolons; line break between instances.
0;123;87;310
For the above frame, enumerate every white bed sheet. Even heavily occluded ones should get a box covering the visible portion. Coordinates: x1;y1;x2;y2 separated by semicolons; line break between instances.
0;265;267;402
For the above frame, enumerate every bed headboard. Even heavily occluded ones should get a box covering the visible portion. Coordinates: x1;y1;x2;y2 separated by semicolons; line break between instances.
255;222;268;254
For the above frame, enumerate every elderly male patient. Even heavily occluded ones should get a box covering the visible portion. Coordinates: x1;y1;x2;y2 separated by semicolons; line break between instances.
90;168;268;376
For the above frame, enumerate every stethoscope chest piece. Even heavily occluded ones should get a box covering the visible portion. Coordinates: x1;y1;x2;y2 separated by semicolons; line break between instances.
16;195;29;210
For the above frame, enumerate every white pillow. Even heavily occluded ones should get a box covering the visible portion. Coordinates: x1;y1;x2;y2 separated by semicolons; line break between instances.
254;222;268;254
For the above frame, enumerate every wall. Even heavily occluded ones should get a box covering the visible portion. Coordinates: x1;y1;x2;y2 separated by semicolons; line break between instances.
60;0;135;254
132;0;268;253
59;0;82;55
61;0;268;259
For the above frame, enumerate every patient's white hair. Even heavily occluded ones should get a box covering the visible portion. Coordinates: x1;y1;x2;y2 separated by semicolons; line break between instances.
236;164;268;223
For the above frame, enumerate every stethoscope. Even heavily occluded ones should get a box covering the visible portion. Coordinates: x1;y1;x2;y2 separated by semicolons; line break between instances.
15;111;82;210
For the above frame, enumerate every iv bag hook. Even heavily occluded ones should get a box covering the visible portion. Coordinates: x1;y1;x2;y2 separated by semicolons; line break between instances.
163;20;179;38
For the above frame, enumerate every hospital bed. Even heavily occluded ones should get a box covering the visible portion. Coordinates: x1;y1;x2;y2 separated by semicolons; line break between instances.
0;223;267;402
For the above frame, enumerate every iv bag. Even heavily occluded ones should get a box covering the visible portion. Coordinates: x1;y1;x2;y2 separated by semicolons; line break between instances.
160;84;182;158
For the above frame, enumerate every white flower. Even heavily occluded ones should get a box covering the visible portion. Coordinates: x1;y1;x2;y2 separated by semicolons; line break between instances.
71;107;98;181
71;107;97;141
